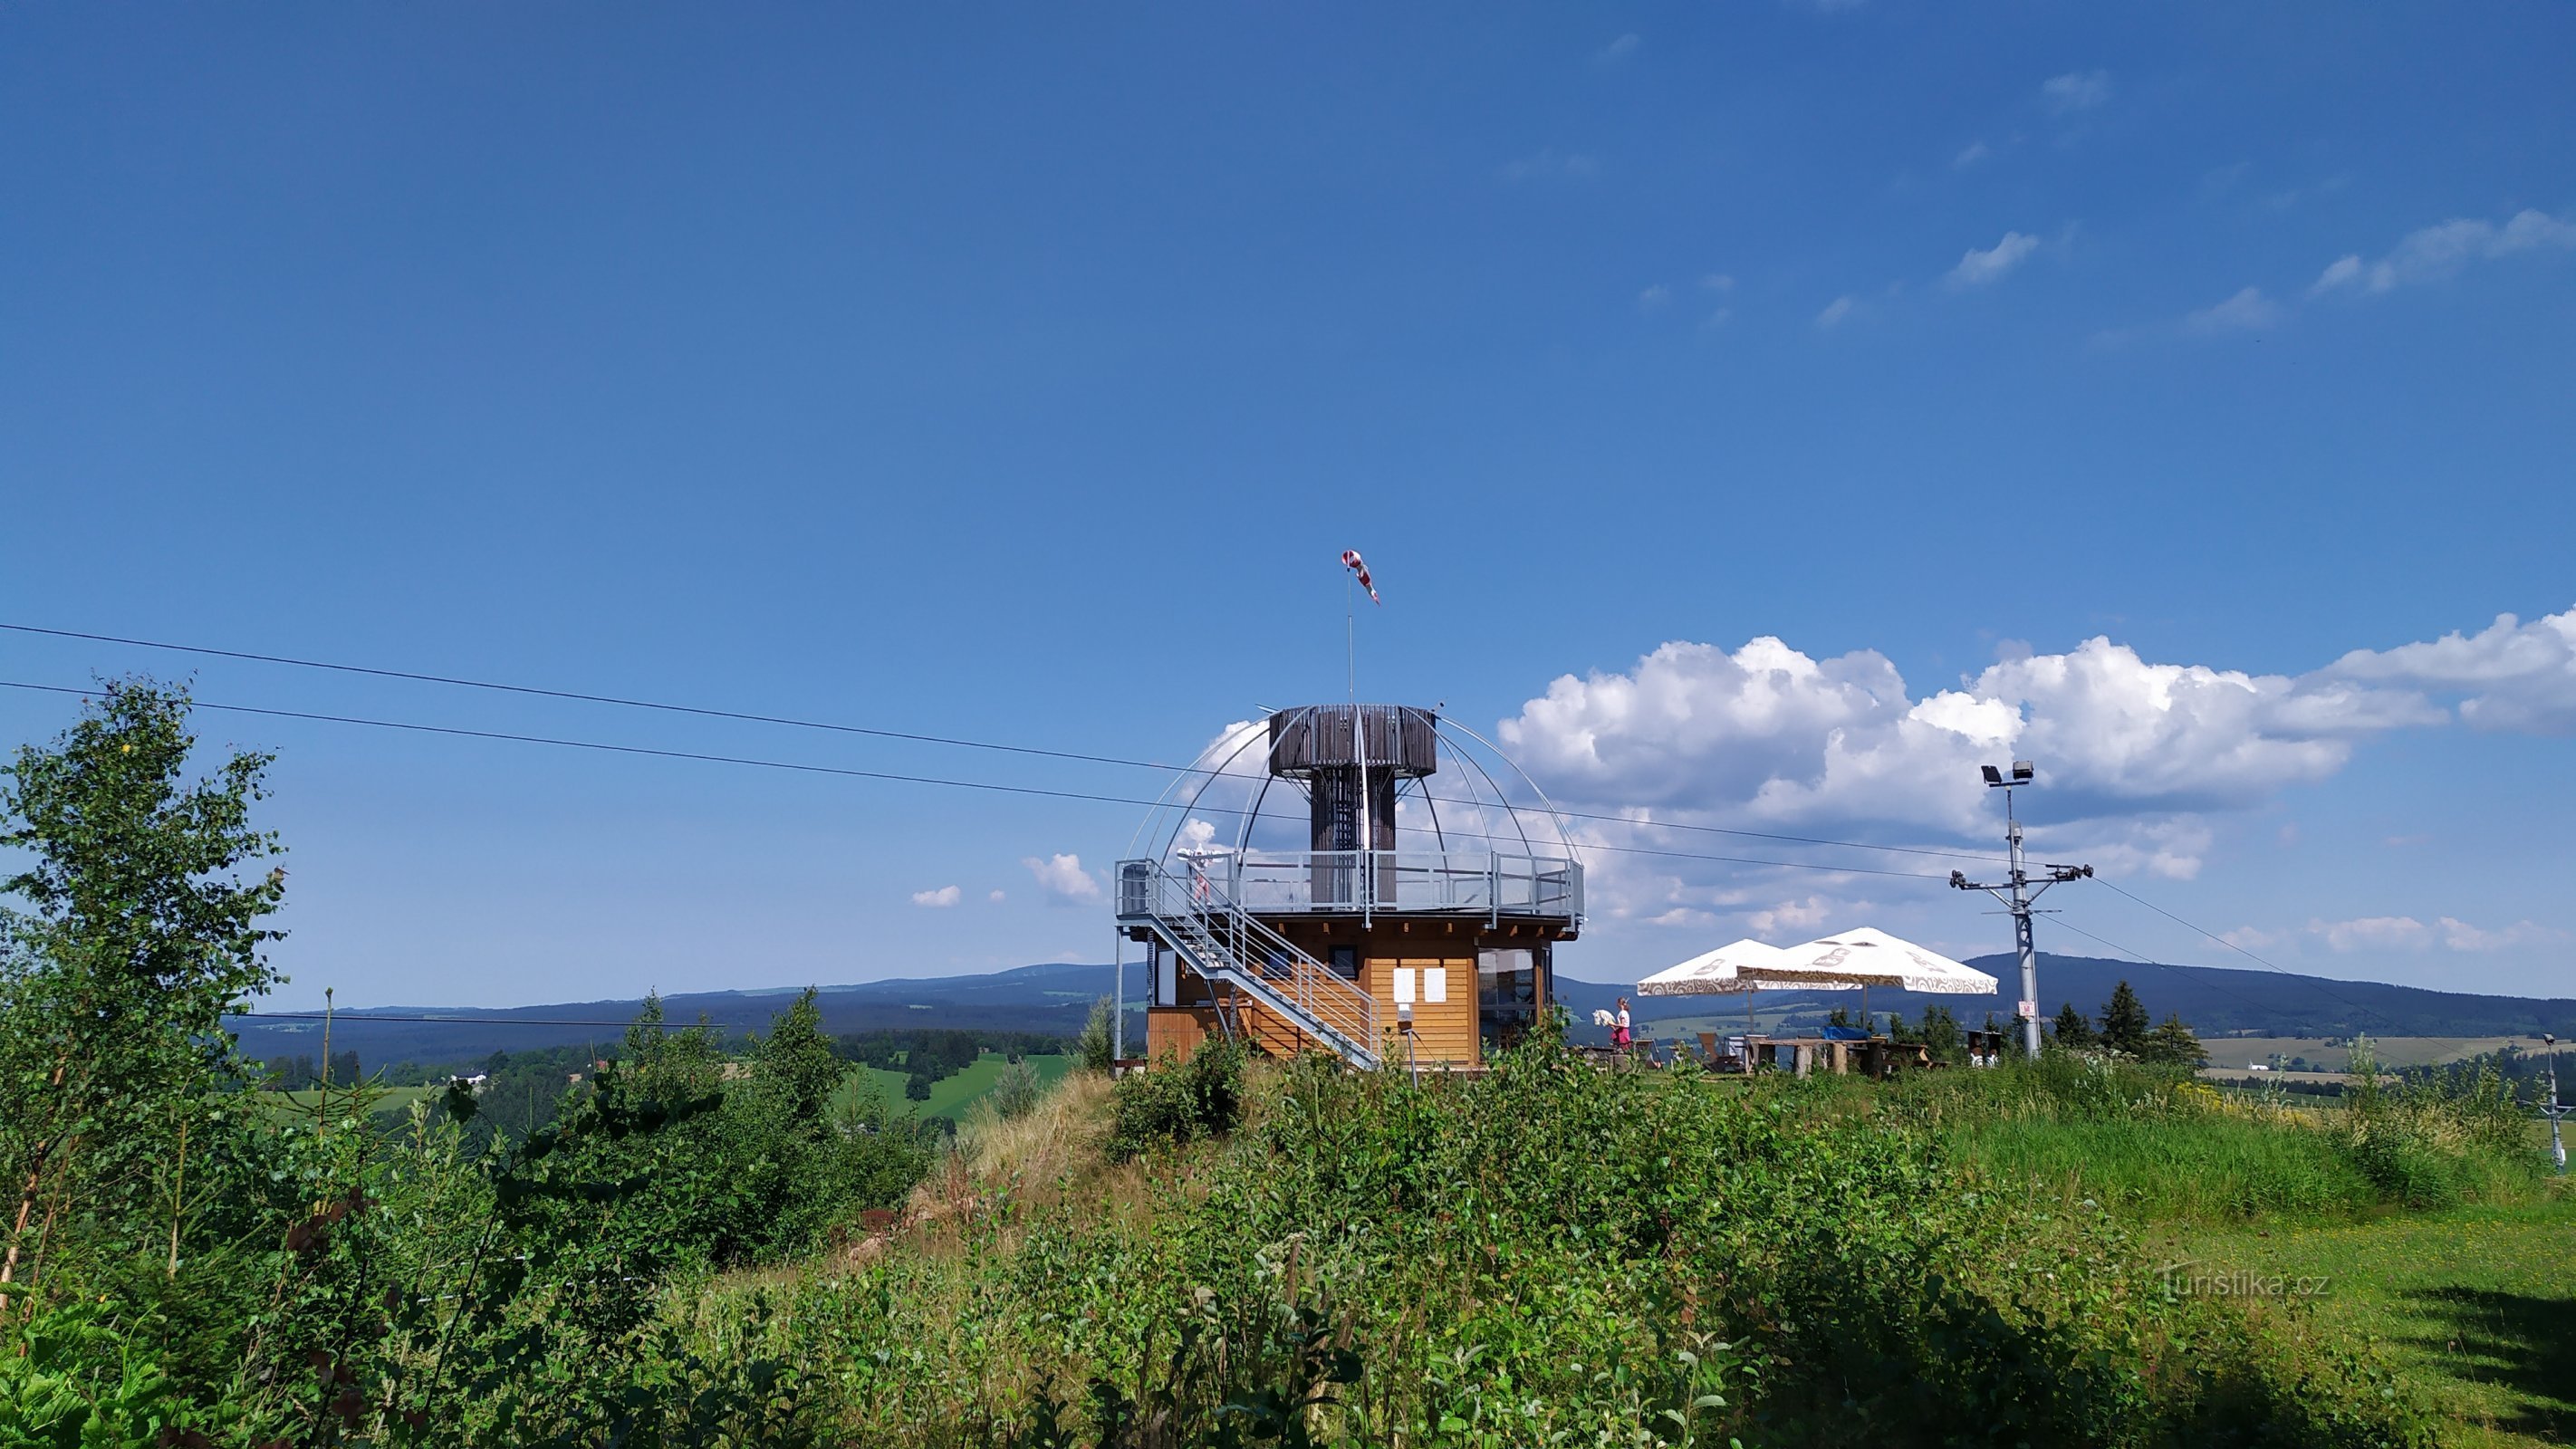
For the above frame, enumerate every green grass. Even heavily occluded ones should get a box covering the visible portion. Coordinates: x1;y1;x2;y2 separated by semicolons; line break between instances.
264;1083;440;1115
2167;1197;2576;1449
1954;1114;2385;1223
830;1051;1072;1123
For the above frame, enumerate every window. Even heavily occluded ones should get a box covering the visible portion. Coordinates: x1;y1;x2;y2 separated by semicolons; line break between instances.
1478;945;1544;1051
1329;945;1359;981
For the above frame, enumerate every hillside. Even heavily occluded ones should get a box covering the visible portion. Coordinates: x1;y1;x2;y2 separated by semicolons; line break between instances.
1612;953;2576;1042
232;951;2573;1072
227;961;1151;1073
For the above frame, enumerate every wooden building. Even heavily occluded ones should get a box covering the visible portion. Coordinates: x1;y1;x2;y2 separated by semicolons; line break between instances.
1116;704;1582;1071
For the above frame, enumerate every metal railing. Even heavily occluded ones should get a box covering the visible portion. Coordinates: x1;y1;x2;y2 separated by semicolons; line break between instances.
1129;849;1581;923
1118;861;1381;1069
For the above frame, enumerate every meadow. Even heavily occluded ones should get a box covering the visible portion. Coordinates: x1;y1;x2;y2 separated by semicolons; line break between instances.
7;684;2566;1446
833;1049;1079;1125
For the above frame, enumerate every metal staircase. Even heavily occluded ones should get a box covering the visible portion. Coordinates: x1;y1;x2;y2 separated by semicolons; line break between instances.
1118;862;1381;1070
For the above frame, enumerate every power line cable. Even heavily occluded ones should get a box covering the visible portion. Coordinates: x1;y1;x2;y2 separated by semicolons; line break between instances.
0;678;1950;883
2044;916;2296;1022
2092;879;2408;1031
2;621;2007;867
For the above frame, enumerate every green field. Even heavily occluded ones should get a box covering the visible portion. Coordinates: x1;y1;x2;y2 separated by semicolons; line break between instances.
2168;1199;2576;1448
266;1083;440;1114
831;1050;1074;1122
2200;1035;2547;1070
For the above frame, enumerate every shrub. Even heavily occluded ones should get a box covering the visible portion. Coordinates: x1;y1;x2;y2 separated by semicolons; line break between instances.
1077;996;1117;1072
990;1058;1043;1120
1104;1039;1244;1161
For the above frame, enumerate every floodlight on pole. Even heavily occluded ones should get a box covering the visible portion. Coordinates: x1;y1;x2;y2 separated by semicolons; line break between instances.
1950;761;2091;1060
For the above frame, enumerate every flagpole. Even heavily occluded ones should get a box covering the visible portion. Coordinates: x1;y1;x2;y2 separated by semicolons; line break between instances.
1346;571;1354;702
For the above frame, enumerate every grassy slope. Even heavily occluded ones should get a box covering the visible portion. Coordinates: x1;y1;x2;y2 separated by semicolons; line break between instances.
831;1051;1074;1122
2163;1200;2575;1449
269;1084;440;1113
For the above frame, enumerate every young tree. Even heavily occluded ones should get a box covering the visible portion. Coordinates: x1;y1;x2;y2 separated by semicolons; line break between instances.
2142;1013;2207;1068
1919;1004;1965;1063
0;679;286;1307
751;986;843;1125
990;1058;1043;1120
1079;997;1118;1071
2098;981;2152;1056
2051;1003;2095;1049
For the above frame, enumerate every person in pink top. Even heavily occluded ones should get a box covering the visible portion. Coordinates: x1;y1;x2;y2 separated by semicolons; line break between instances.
1611;997;1632;1051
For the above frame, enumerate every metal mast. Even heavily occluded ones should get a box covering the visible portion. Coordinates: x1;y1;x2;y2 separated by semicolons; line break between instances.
1950;761;2091;1060
2546;1033;2567;1175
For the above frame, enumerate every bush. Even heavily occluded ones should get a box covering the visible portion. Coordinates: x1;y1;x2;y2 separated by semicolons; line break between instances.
1077;996;1117;1072
751;1038;2436;1446
1105;1039;1244;1161
989;1058;1043;1120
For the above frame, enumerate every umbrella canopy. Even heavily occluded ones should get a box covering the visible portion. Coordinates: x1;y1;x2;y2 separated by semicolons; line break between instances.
1636;938;1851;997
1771;926;1998;995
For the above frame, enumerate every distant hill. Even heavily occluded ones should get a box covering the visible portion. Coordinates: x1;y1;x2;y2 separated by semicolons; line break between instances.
1608;953;2576;1042
227;961;1149;1074
231;952;2573;1073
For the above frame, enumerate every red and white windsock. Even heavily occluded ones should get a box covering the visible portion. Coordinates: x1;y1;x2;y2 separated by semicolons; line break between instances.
1341;549;1380;605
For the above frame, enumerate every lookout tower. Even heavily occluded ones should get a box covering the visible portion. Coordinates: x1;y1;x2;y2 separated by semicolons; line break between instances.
1116;704;1583;1070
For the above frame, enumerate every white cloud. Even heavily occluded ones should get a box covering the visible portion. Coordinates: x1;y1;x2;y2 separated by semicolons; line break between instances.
2435;916;2564;952
1595;32;1640;64
1500;148;1600;182
1746;895;1838;936
1701;273;1735;293
1705;307;1734;329
2040;70;2111;113
2314;915;2429;952
1953;141;1991;168
1946;231;2040;288
2323;607;2576;733
1815;295;1860;328
988;888;1007;904
2310;209;2576;296
1637;283;1672;311
1496;632;2444;847
2184;286;2284;334
1486;607;2576;946
2309;914;2564;953
909;884;962;908
1022;853;1101;905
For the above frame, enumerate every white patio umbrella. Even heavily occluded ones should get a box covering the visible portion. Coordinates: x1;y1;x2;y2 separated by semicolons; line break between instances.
1635;938;1821;997
1770;926;1999;995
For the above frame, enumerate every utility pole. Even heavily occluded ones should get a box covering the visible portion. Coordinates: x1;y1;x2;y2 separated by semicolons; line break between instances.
1950;761;2091;1060
2545;1033;2567;1176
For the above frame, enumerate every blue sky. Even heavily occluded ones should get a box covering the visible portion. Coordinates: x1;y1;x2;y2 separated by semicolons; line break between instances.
5;4;2572;1009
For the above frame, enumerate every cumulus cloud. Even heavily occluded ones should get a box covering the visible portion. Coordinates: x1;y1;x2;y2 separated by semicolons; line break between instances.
988;888;1007;903
2184;286;2284;334
1486;606;2575;951
2041;70;2111;113
1023;853;1101;904
1595;32;1640;63
1494;629;2463;863
2310;209;2576;296
1746;895;1839;936
1637;283;1672;311
1946;231;2041;288
1815;295;1860;328
2322;608;2576;733
2309;914;2564;953
909;885;963;908
1953;141;1992;169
